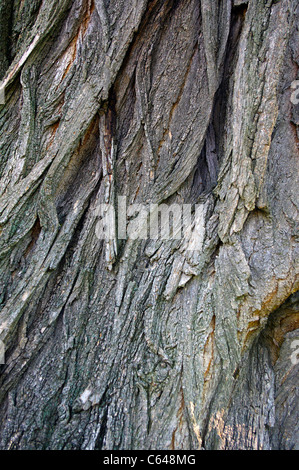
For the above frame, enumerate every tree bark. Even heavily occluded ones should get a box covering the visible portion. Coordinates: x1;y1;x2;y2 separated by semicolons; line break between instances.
0;0;298;450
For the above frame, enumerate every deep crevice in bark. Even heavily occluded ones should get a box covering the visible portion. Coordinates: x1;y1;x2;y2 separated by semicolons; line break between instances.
0;0;298;450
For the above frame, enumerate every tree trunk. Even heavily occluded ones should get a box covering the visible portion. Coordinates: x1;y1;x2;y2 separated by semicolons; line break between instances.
0;0;298;450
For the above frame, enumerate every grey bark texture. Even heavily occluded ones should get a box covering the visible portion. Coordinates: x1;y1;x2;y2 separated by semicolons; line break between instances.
0;0;298;450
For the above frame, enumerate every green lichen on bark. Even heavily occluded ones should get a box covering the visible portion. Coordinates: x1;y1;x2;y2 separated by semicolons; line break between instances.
0;0;298;450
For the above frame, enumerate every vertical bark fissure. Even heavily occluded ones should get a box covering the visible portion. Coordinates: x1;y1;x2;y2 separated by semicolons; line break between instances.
0;0;298;450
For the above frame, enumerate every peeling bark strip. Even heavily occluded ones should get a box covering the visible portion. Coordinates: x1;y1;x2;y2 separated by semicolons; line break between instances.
99;90;118;268
0;0;298;450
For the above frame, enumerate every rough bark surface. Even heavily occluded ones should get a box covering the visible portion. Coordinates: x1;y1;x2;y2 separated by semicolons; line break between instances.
0;0;298;450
